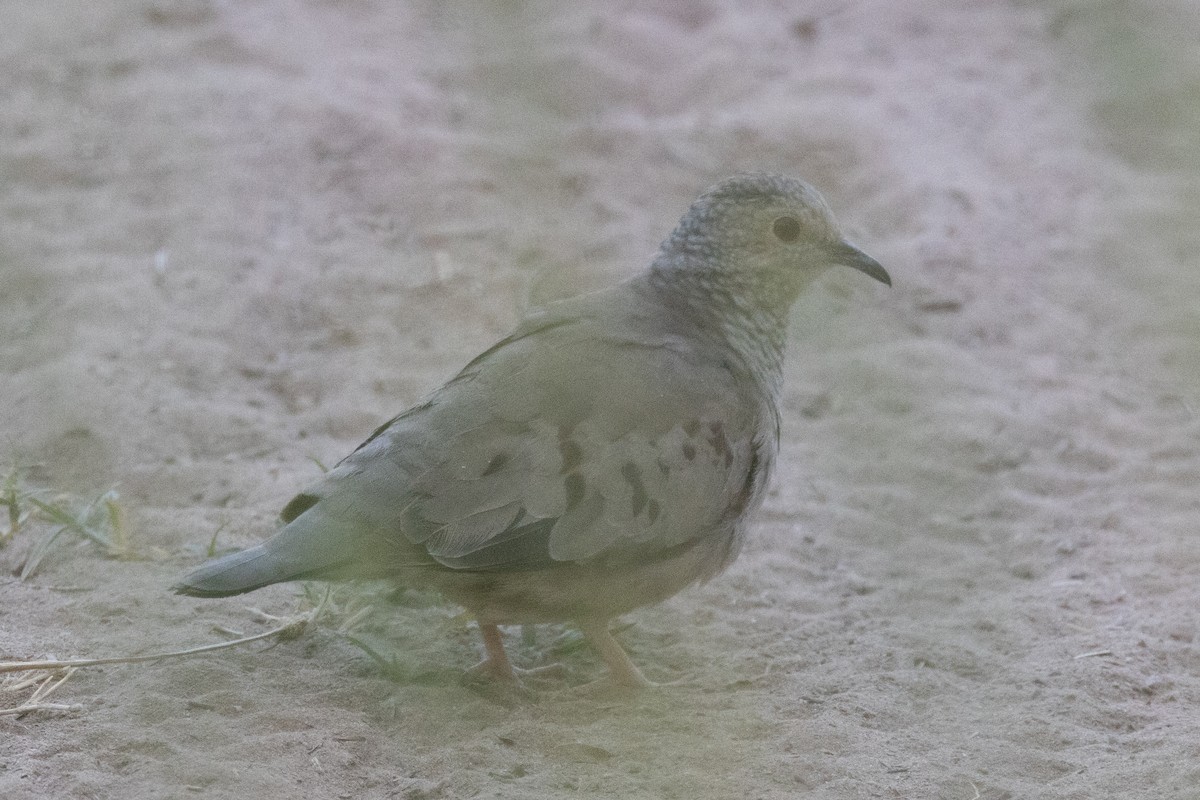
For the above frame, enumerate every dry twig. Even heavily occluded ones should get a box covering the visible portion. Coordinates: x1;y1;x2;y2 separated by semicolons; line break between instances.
1;668;81;717
0;616;311;676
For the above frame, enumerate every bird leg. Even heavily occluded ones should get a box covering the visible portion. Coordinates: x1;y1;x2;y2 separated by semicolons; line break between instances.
467;623;566;684
470;622;518;681
579;619;653;689
470;620;651;689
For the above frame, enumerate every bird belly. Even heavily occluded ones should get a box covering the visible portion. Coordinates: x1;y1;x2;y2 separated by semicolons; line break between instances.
431;528;740;625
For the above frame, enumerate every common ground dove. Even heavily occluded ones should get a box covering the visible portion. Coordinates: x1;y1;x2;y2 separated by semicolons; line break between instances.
174;173;890;687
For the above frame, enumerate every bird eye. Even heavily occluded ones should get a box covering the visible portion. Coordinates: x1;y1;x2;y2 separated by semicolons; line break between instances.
772;216;801;242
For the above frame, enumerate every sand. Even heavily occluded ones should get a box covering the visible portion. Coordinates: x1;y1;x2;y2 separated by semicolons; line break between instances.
3;1;1200;797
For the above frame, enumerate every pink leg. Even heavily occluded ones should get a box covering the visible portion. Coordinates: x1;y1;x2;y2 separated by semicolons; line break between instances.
476;622;516;681
579;620;652;689
467;623;566;686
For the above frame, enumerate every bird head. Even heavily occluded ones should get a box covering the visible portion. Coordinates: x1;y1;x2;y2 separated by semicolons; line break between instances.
653;173;890;315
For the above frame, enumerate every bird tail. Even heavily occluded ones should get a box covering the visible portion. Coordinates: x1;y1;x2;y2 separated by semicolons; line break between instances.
172;545;291;598
172;501;361;598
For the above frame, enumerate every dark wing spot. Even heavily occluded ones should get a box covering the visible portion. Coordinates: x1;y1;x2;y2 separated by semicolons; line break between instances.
621;462;649;518
682;442;697;461
280;492;319;523
647;499;661;525
481;452;510;477
683;419;702;437
564;473;586;511
707;421;734;468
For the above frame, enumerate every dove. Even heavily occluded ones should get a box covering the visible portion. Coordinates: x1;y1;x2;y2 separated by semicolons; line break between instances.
173;173;889;688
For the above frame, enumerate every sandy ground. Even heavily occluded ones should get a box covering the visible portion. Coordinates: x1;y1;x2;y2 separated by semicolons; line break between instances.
3;1;1200;797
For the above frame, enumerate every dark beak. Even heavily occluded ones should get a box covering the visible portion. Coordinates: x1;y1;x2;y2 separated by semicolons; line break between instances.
828;241;891;287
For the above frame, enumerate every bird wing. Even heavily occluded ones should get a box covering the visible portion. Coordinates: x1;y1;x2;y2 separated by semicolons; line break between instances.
315;285;773;573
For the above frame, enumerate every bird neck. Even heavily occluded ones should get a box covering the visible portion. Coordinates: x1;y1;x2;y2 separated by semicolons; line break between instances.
645;259;791;394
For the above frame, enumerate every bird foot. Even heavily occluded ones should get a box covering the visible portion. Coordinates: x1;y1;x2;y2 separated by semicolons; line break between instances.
467;622;567;687
563;669;694;696
562;673;652;697
464;658;566;684
462;659;567;705
574;619;661;692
